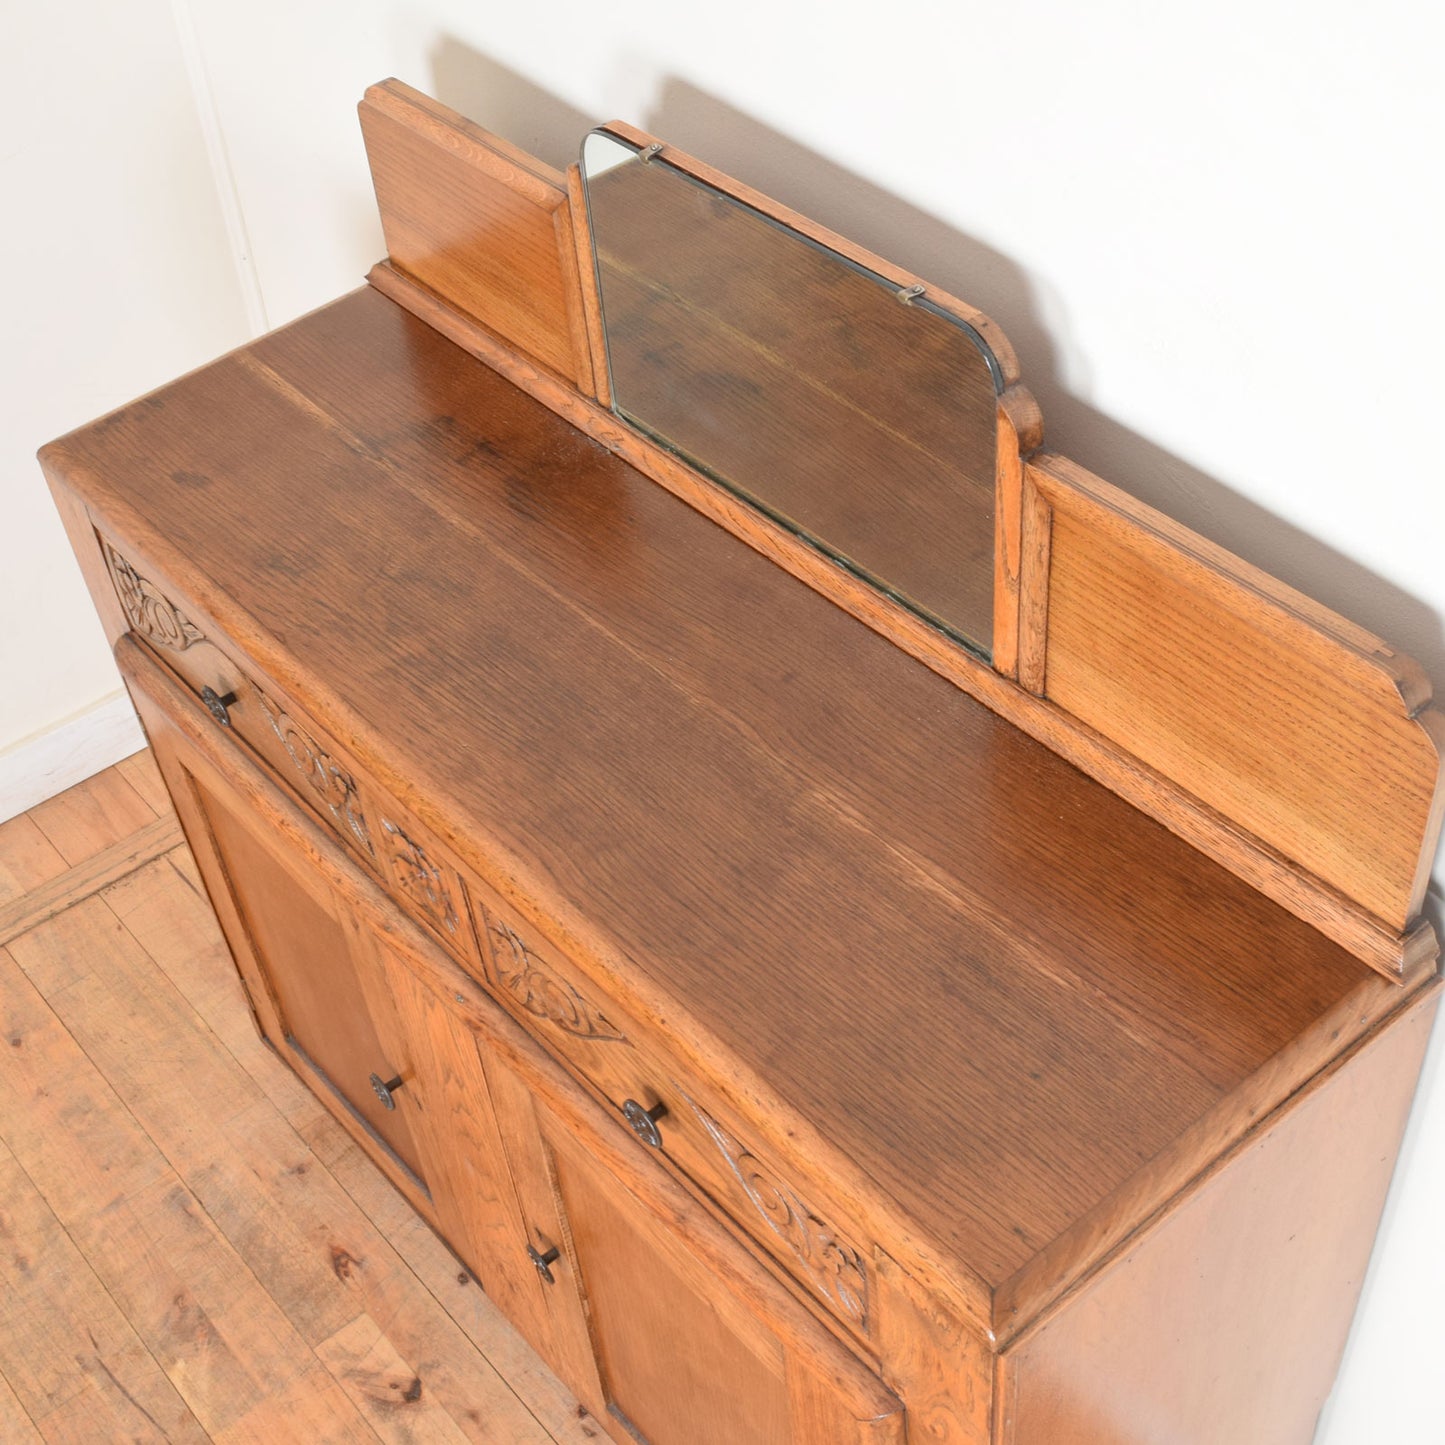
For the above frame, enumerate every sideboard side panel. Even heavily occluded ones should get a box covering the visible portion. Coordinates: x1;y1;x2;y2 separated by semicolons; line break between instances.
996;984;1439;1445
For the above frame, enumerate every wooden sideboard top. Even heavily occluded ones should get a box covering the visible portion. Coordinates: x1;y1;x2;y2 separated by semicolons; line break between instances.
43;286;1423;1325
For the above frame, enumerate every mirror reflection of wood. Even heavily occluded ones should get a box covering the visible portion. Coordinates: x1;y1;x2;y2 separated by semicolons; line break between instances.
582;132;1001;654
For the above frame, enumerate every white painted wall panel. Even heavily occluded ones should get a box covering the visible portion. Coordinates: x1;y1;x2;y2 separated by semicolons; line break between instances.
0;0;250;790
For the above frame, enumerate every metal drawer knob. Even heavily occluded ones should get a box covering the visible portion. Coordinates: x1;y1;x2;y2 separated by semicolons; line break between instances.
621;1097;668;1149
200;685;238;728
369;1072;405;1110
527;1242;561;1284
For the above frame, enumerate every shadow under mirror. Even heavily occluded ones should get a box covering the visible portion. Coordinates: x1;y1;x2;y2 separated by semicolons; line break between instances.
581;129;1002;656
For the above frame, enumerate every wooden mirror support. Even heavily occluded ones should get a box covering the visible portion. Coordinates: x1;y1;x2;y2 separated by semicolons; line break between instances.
39;75;1444;1445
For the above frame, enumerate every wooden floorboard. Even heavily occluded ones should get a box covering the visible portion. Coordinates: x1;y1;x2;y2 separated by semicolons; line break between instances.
116;749;172;819
0;814;184;948
26;767;158;866
0;815;69;909
0;1363;42;1444
0;753;596;1443
0;1136;206;1442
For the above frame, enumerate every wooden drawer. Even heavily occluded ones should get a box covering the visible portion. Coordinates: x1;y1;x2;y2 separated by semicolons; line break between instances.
101;536;479;973
468;872;876;1347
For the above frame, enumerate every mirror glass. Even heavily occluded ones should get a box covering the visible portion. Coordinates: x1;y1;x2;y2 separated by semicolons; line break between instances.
581;129;1002;655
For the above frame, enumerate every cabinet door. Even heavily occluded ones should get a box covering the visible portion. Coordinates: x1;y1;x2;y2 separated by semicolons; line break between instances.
124;641;430;1195
381;954;555;1357
481;1015;905;1445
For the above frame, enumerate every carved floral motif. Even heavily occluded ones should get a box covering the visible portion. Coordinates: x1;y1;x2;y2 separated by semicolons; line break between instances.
486;916;625;1043
382;820;460;935
107;545;204;651
254;689;374;857
687;1097;870;1330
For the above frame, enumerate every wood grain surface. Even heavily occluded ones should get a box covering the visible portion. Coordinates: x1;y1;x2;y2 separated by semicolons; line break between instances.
360;79;591;389
364;261;1430;976
1033;454;1445;934
40;287;1435;1338
998;982;1440;1445
0;761;598;1442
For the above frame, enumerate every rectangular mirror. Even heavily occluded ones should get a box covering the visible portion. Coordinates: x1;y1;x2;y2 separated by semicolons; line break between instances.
581;129;1004;656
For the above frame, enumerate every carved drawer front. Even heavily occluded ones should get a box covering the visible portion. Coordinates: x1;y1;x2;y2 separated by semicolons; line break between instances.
468;873;875;1345
104;537;481;976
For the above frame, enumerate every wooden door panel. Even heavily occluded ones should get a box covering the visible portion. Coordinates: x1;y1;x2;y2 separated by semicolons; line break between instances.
123;637;563;1364
551;1132;791;1445
124;643;429;1193
477;1005;905;1445
194;776;426;1178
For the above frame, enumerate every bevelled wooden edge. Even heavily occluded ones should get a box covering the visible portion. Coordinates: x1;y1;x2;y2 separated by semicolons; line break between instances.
551;171;596;399
994;980;1442;1433
596;121;1023;388
990;388;1044;681
1030;453;1445;936
359;79;592;390
990;938;1438;1335
1015;469;1052;698
565;162;610;408
357;264;1433;979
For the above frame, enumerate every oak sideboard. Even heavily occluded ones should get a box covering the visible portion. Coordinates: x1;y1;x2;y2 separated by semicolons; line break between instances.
41;79;1445;1444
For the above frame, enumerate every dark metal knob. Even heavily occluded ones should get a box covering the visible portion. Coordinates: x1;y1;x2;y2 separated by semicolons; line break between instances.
369;1072;404;1110
200;686;238;728
527;1242;561;1284
621;1097;667;1149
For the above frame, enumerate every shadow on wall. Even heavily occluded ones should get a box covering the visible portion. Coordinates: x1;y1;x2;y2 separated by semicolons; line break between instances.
430;39;594;174
424;38;1445;699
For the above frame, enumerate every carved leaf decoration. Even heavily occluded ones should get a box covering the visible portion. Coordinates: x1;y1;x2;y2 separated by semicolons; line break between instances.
254;688;375;857
381;820;460;934
685;1096;869;1330
107;545;204;651
486;917;626;1043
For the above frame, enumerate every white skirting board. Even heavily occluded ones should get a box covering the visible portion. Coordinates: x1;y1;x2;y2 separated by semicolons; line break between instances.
0;691;146;824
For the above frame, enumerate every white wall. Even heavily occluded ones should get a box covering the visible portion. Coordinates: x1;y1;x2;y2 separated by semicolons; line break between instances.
7;0;1442;1435
0;0;252;813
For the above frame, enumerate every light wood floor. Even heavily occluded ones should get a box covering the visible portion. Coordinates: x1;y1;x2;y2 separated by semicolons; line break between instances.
0;752;600;1443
